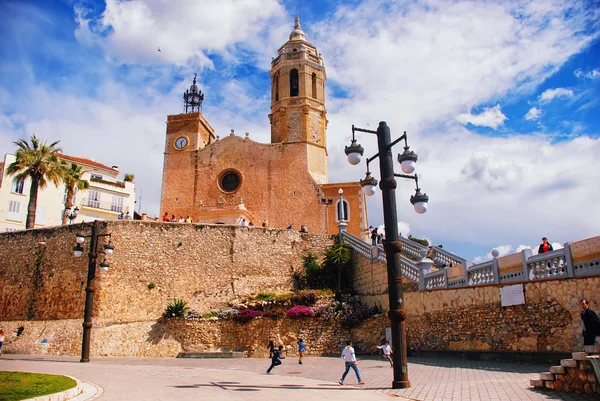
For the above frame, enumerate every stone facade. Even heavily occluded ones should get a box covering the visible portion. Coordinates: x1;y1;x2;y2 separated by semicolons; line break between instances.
159;18;368;238
0;221;335;322
348;252;600;353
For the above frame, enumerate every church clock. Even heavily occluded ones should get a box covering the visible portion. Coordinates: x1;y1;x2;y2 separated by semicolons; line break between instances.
175;136;188;149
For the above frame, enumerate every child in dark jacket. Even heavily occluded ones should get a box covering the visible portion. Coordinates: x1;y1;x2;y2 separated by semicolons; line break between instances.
266;345;284;374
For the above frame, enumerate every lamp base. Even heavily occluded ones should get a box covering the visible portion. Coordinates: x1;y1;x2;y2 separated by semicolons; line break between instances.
392;380;411;389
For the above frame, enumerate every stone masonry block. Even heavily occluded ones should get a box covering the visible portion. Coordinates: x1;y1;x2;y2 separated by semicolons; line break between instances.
540;372;555;381
572;351;588;360
550;366;565;374
554;380;564;392
544;380;555;389
561;359;578;368
570;236;600;263
530;379;544;388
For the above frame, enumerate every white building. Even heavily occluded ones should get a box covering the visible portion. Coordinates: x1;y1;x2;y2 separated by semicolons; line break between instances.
0;153;136;232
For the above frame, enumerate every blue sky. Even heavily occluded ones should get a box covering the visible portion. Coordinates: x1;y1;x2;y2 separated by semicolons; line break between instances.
0;0;599;262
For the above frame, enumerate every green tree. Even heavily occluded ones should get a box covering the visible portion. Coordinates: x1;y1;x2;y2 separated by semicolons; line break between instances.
61;162;89;225
6;135;63;229
123;173;134;182
324;240;351;293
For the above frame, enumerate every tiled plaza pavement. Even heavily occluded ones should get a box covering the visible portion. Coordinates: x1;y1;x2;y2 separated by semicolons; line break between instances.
2;354;598;400
177;355;598;401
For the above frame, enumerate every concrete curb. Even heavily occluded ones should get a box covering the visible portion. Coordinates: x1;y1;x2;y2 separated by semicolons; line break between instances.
23;375;103;401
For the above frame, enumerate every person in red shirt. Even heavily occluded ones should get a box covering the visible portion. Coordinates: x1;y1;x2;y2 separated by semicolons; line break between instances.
538;237;553;254
162;212;169;222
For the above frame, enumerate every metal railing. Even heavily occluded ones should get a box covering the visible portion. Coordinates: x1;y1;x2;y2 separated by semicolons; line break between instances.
340;229;600;291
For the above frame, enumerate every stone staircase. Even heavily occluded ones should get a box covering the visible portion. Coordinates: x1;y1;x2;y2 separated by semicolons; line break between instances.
530;347;600;396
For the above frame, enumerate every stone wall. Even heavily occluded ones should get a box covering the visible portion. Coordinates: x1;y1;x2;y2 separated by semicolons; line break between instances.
0;316;387;358
0;221;335;322
348;252;600;353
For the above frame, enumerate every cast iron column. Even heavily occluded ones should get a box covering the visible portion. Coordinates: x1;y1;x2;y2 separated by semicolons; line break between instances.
81;219;100;363
377;121;410;388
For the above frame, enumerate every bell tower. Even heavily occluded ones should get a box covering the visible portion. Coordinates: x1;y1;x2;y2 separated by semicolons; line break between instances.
160;75;215;217
269;17;328;184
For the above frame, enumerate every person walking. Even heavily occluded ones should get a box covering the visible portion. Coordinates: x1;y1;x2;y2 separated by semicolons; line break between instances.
371;227;378;246
581;299;600;347
376;340;393;367
297;338;306;364
266;345;284;374
339;340;364;385
538;237;553;254
0;329;4;357
267;340;275;358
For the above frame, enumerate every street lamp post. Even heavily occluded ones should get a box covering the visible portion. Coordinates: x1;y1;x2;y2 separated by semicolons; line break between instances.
344;121;429;389
64;206;80;224
72;220;114;363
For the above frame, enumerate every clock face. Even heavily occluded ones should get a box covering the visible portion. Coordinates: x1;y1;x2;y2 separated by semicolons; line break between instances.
175;137;188;149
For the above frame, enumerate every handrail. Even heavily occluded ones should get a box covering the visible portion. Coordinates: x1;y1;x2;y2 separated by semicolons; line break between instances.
342;227;600;291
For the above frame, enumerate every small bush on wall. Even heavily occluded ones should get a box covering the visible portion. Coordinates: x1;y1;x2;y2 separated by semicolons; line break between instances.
291;290;317;306
233;309;262;323
164;299;189;318
286;305;315;318
262;308;285;319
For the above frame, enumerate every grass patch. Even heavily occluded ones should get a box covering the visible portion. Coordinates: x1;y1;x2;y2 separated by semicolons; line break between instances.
255;291;277;301
0;371;77;401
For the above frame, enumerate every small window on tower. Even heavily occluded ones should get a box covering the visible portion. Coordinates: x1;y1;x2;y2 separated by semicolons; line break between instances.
274;72;279;102
290;69;299;97
312;73;317;99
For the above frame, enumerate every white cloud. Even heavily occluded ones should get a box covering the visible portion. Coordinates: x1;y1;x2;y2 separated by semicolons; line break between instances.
574;68;600;79
539;87;574;103
75;0;288;68
457;105;508;129
524;107;542;121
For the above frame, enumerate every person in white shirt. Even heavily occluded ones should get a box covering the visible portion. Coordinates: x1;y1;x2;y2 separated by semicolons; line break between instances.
339;340;364;385
376;340;393;367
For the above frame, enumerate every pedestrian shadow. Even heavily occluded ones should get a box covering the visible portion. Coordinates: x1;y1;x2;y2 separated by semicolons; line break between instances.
171;382;365;392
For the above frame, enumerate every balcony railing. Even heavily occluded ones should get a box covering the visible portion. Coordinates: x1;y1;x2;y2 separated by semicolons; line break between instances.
80;198;128;213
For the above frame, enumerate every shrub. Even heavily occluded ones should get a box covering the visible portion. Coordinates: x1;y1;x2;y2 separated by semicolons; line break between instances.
324;241;351;292
201;312;218;319
313;303;339;321
315;289;335;297
215;307;239;319
286;305;315;318
341;303;379;328
291;290;318;306
164;299;189;318
255;291;276;301
233;309;262;323
147;283;155;290
409;237;429;247
274;293;292;303
262;308;285;319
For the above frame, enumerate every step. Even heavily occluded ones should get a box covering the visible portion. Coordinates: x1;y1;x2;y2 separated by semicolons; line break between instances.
561;359;578;368
584;344;600;353
177;351;244;359
540;372;554;381
550;366;565;374
530;379;544;388
572;352;588;360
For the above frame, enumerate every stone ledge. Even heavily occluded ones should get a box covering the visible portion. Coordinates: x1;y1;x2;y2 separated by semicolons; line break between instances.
561;359;578;368
550;366;565;374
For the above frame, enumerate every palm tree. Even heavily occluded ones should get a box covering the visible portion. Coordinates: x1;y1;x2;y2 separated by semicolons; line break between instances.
61;162;89;225
123;173;134;182
6;135;64;229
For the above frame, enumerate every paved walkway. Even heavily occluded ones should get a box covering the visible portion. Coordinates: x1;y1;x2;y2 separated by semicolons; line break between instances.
1;354;597;400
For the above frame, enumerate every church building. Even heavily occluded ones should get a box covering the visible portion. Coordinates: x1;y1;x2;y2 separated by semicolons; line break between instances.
160;17;368;238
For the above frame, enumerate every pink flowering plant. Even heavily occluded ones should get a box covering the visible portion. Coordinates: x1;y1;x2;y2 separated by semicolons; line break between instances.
233;309;262;323
286;305;315;318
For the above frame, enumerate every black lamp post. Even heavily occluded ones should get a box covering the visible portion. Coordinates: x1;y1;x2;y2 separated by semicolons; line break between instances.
72;220;114;363
345;121;429;389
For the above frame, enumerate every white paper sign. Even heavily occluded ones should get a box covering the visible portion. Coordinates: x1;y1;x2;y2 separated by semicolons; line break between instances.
500;284;525;306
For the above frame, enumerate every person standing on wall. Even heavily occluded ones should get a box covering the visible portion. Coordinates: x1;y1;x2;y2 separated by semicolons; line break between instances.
266;345;284;374
297;338;306;364
339;340;365;385
538;237;553;254
581;299;600;347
